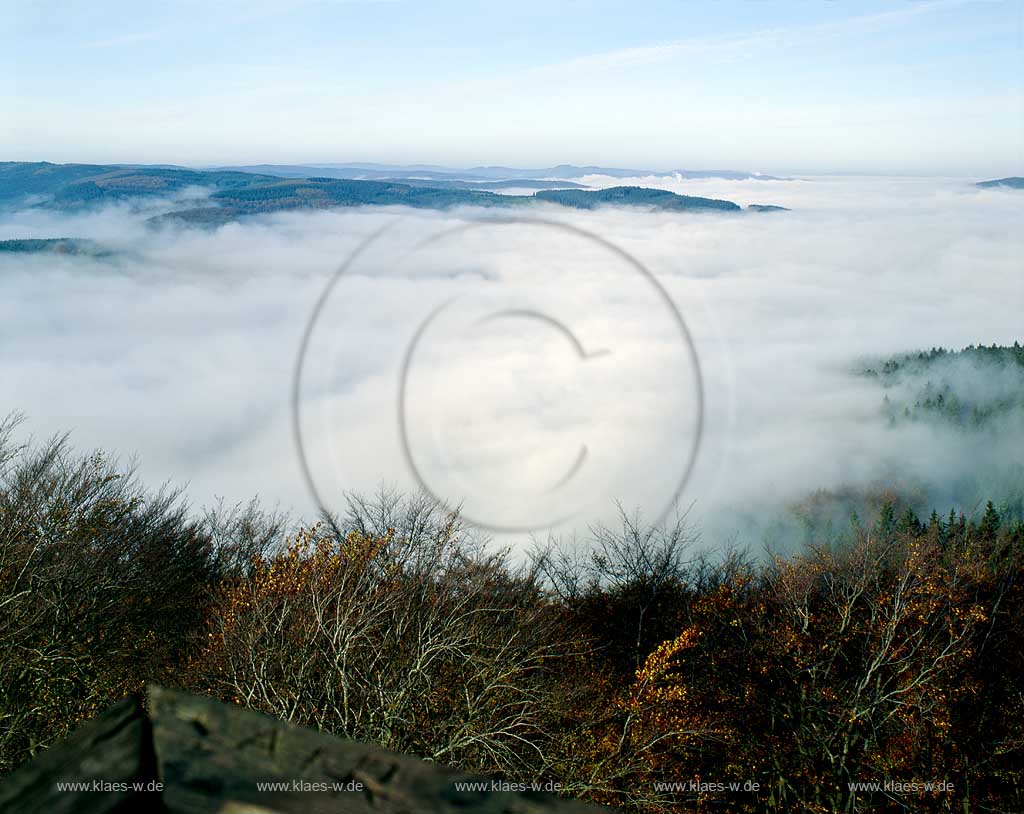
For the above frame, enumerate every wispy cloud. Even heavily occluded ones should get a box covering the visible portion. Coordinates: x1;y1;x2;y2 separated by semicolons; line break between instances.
83;30;162;49
544;0;970;75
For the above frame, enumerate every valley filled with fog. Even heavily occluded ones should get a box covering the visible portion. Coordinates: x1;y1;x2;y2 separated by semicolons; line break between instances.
2;173;1021;549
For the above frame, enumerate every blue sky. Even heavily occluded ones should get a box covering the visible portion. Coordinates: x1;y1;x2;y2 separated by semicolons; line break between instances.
1;0;1021;174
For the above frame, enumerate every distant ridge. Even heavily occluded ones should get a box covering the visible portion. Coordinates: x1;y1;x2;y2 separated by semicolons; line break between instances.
214;162;789;182
976;177;1024;189
0;237;111;256
0;161;272;206
211;165;590;189
0;162;784;227
534;186;740;212
154;180;745;226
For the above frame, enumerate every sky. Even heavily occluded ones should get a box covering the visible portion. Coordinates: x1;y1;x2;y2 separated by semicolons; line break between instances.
1;0;1022;175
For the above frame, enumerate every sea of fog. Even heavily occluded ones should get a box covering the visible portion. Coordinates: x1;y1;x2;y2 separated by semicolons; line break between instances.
2;175;1022;549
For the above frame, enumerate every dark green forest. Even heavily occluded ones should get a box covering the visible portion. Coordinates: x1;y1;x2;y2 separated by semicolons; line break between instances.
975;176;1024;189
533;186;741;211
0;238;111;257
863;343;1024;428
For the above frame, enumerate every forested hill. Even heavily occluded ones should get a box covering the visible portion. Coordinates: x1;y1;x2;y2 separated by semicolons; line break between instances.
167;181;744;225
0;162;271;206
862;343;1024;429
976;176;1024;189
0;162;769;225
534;186;740;211
0;238;113;257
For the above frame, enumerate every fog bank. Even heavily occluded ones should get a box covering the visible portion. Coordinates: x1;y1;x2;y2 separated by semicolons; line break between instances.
2;175;1021;548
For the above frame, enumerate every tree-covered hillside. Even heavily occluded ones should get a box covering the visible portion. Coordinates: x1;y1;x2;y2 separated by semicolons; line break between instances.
976;176;1024;189
0;162;764;224
535;185;741;211
863;343;1024;428
0;238;112;257
0;162;275;206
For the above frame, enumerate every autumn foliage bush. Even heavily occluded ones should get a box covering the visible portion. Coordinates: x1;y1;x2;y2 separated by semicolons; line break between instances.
0;416;284;774
1;420;1022;813
542;507;1024;813
191;499;573;777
